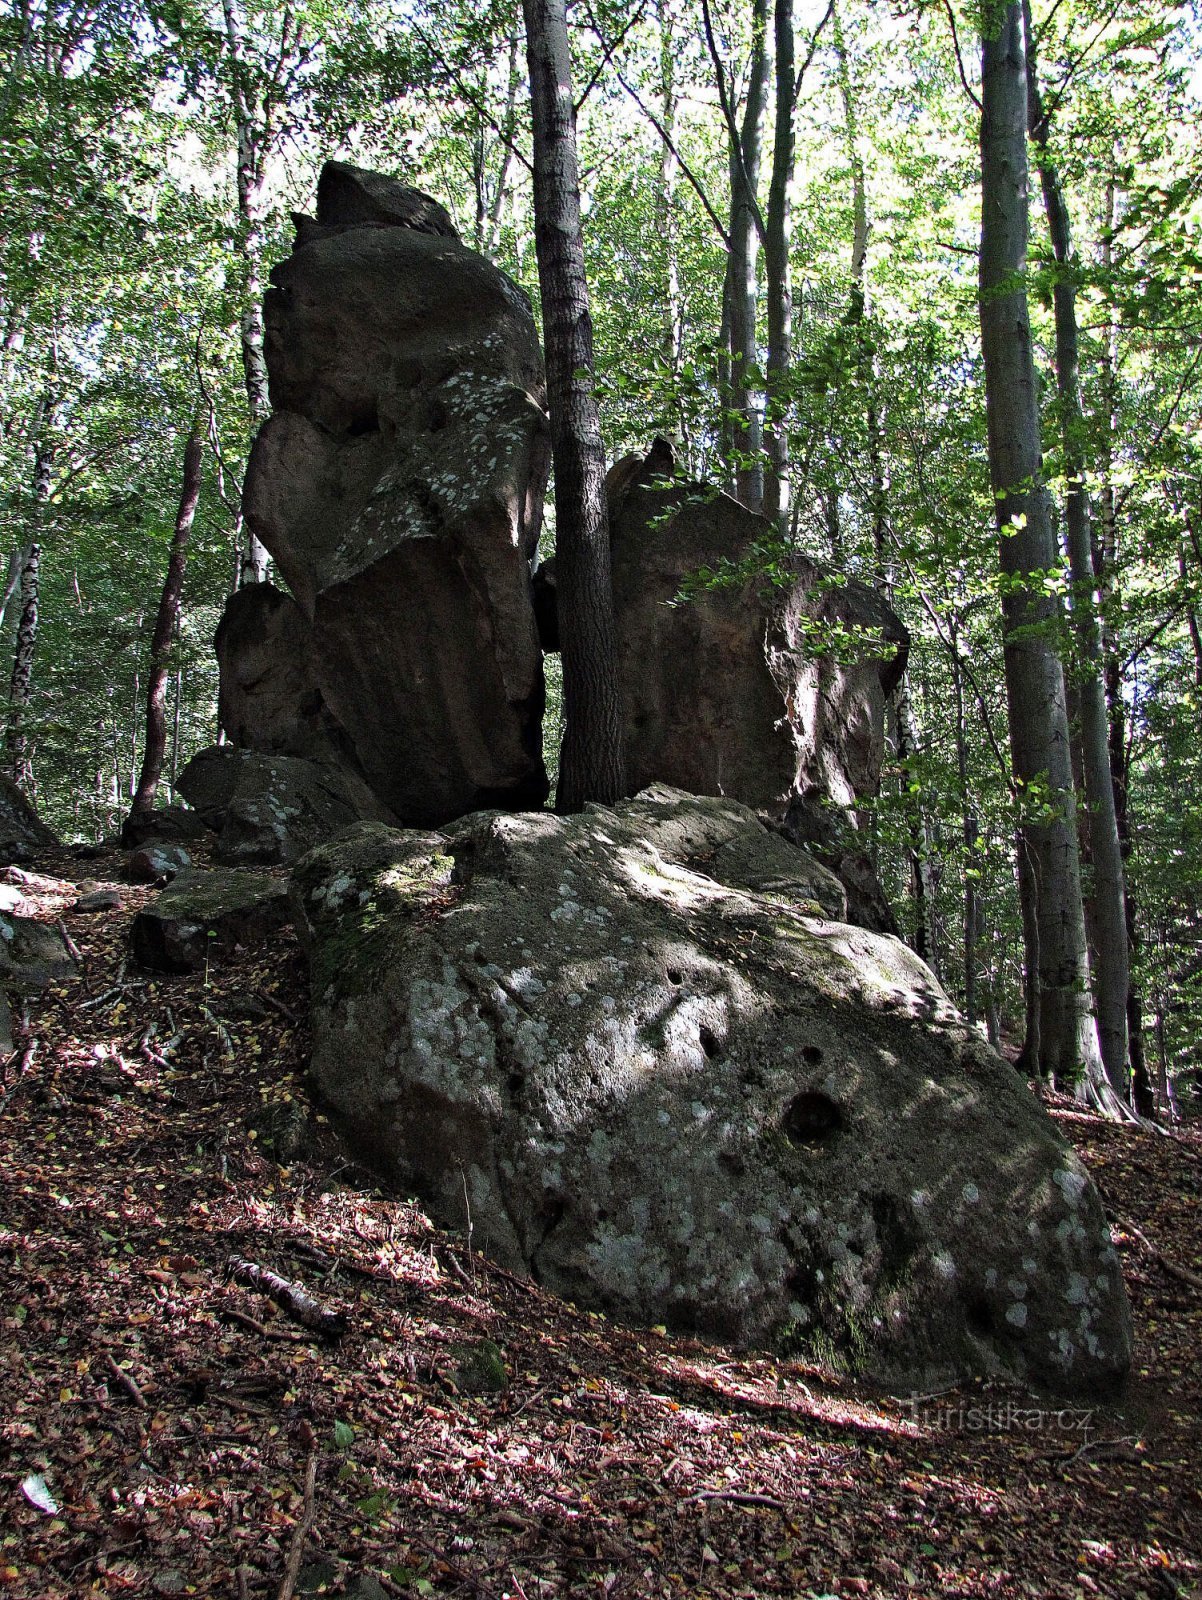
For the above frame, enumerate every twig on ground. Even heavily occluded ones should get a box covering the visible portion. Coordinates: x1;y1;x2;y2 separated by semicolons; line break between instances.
688;1489;789;1511
1069;1434;1141;1465
0;1038;39;1110
1112;1214;1202;1292
218;1304;308;1343
226;1257;349;1337
260;990;301;1025
276;1446;318;1600
199;1003;236;1058
102;1350;148;1409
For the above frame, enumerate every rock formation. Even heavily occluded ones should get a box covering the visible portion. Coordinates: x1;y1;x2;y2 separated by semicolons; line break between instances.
533;442;908;928
0;773;60;865
291;787;1131;1394
176;746;391;867
232;160;549;826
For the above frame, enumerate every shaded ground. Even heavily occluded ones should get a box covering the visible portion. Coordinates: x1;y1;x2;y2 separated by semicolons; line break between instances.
1;848;1199;1599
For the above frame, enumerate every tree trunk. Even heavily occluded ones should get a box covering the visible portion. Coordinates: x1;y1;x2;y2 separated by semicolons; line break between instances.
6;540;40;790
523;0;626;811
6;420;51;791
718;0;767;512
221;0;269;586
656;0;685;437
127;426;202;830
951;622;980;1025
1022;0;1131;1102
762;0;794;528
832;0;888;581
977;4;1121;1113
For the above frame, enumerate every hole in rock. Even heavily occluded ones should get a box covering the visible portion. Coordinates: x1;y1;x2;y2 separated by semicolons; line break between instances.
507;1073;523;1098
966;1297;995;1342
667;967;684;985
346;401;380;437
699;1024;720;1059
782;1090;844;1148
802;1044;824;1066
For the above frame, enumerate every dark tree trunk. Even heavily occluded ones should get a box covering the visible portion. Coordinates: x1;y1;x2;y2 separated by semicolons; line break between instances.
127;427;203;831
977;4;1125;1115
7;540;40;790
524;0;626;811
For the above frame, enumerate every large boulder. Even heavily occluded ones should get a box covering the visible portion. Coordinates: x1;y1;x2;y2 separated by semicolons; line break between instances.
177;746;393;866
292;787;1131;1395
606;446;907;930
242;161;549;826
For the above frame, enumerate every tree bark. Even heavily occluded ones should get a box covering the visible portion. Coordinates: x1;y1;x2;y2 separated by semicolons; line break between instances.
6;418;51;791
523;0;626;811
221;0;270;586
6;539;40;790
762;0;794;528
127;426;202;829
977;3;1120;1111
713;0;767;512
1022;0;1131;1102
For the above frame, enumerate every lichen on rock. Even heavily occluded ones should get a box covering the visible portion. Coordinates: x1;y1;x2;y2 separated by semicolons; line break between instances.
293;787;1132;1395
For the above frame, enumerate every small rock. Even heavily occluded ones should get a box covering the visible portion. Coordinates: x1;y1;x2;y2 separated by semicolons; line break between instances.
0;913;77;986
121;805;211;849
452;1338;508;1395
125;846;192;884
130;867;291;973
73;889;122;912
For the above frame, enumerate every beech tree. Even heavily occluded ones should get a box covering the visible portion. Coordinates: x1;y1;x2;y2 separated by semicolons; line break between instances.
977;0;1133;1116
523;0;627;809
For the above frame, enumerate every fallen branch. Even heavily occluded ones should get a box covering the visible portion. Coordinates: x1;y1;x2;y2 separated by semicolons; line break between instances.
55;917;84;966
102;1350;148;1409
218;1304;308;1343
688;1490;789;1512
226;1257;348;1338
1112;1215;1202;1293
276;1448;318;1600
0;1038;39;1111
259;990;301;1025
199;1003;236;1058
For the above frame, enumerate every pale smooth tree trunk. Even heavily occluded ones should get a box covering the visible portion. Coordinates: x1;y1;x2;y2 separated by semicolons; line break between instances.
832;0;887;581
1022;0;1130;1101
127;426;203;829
222;0;270;585
709;0;767;512
524;0;626;810
656;0;685;437
977;3;1124;1114
762;0;794;528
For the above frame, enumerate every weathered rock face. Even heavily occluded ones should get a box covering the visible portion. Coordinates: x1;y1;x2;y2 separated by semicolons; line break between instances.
242;160;549;826
0;773;60;865
606;448;907;930
177;746;392;867
215;583;326;759
131;867;291;973
292;787;1130;1394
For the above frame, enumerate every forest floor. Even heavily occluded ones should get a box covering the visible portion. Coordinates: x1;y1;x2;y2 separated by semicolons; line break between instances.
1;845;1200;1600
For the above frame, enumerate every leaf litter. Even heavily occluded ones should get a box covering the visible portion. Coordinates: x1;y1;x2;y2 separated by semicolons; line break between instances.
0;842;1199;1599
